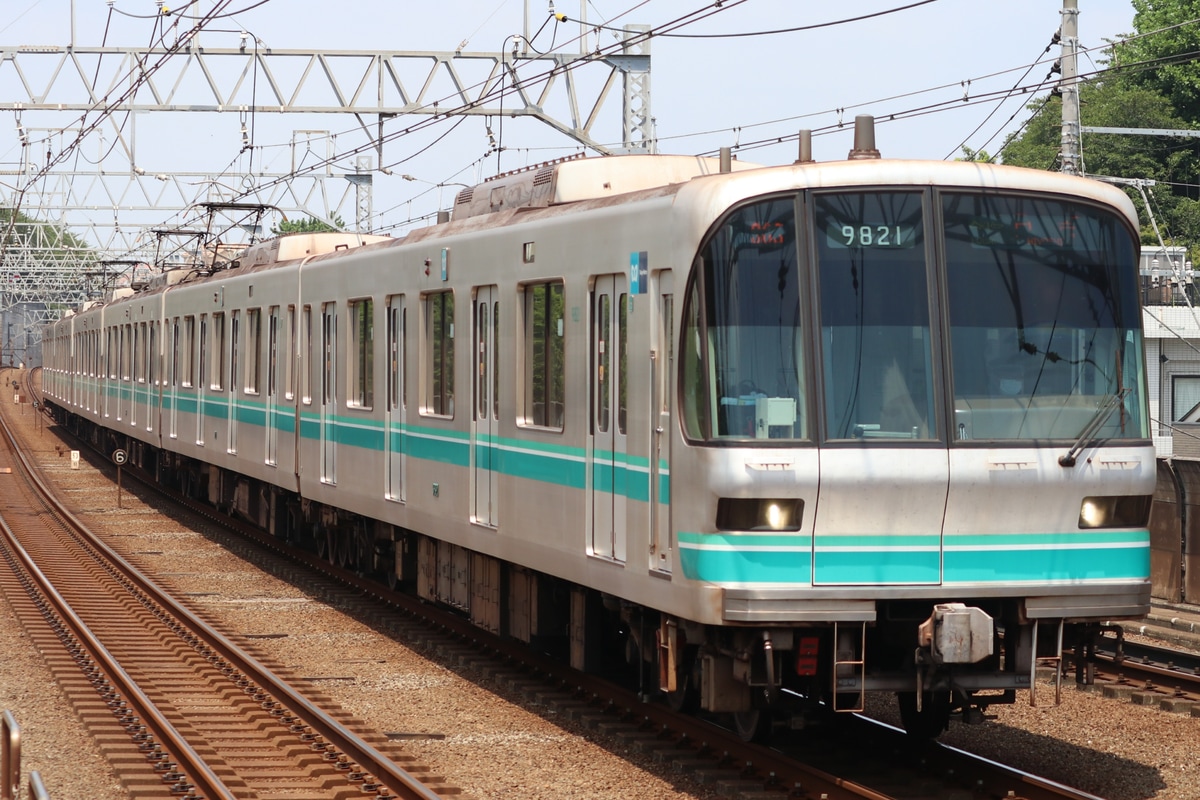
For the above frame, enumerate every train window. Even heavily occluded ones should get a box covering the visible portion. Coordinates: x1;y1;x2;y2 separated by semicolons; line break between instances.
683;197;807;441
199;315;208;395
322;304;336;406
301;305;313;405
349;298;374;409
942;192;1148;441
172;319;181;387
149;322;157;387
387;296;405;411
597;293;611;433
182;316;195;387
522;280;564;430
424;291;455;417
493;298;499;420
245;308;261;395
285;305;296;401
816;191;933;441
230;311;240;393
267;307;279;398
212;312;225;391
121;324;131;381
618;293;628;435
136;323;145;383
477;299;489;418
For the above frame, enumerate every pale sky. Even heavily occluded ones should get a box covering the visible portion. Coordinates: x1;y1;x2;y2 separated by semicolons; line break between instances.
0;0;1139;246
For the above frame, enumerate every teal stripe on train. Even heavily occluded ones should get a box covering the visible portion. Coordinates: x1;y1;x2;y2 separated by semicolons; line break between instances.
92;384;666;504
678;530;1150;585
943;530;1149;583
677;532;813;584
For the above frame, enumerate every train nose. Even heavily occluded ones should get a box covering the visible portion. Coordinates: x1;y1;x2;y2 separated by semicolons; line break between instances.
918;603;994;664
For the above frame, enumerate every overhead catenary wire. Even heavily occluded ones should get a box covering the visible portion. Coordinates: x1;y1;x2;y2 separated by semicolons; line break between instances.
572;0;943;39
65;6;1200;259
141;8;1200;235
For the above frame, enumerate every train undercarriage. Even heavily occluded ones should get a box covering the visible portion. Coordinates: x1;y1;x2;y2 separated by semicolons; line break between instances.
58;410;1107;741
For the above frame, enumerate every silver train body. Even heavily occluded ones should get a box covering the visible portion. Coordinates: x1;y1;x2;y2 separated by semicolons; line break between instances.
42;142;1155;734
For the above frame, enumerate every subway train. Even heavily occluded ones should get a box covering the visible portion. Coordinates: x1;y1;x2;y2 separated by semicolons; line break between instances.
41;118;1155;739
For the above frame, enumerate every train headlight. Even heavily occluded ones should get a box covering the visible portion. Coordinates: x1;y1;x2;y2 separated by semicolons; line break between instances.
716;498;803;531
1077;495;1152;529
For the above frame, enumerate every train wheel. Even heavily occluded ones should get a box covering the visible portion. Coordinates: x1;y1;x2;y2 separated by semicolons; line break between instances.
315;526;330;562
331;531;345;567
731;708;772;743
897;690;951;738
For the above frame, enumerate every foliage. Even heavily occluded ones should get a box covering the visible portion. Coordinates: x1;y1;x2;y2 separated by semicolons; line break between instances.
955;146;994;162
270;214;345;235
1000;4;1200;257
1116;0;1200;122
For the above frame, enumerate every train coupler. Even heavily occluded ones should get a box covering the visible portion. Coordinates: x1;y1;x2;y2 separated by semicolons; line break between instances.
917;603;994;664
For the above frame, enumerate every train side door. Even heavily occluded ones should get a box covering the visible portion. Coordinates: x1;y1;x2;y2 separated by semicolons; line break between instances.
591;274;628;562
472;285;499;527
320;302;337;484
385;295;406;502
650;271;674;573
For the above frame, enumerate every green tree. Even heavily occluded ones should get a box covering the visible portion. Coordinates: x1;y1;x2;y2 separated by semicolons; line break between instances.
1001;58;1200;252
270;214;345;235
1115;0;1200;122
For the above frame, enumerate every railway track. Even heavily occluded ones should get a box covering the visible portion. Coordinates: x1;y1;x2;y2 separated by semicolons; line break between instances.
0;372;457;800
11;369;1117;800
1072;631;1200;712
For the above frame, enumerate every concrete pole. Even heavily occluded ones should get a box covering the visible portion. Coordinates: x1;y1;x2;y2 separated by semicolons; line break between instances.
1060;0;1081;175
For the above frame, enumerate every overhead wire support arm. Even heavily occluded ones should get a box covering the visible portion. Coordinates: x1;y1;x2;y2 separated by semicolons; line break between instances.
0;43;651;152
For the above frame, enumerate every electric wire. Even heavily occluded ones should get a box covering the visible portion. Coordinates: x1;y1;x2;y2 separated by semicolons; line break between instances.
944;31;1062;160
572;0;943;38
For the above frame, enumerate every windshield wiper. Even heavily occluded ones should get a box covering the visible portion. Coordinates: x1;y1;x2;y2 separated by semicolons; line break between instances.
1059;388;1130;468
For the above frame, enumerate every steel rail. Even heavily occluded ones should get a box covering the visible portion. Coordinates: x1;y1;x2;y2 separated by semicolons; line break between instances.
0;496;236;800
0;388;447;800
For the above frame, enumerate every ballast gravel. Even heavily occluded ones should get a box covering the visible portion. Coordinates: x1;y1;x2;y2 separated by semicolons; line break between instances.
0;395;1197;800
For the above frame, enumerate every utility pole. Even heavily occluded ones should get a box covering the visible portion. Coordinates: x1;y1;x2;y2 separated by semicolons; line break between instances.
1060;0;1081;175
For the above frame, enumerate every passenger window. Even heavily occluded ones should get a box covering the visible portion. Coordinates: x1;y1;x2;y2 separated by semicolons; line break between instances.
522;280;564;429
245;308;261;395
424;291;454;416
349;298;374;408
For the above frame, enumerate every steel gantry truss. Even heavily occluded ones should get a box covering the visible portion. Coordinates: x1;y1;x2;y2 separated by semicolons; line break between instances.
0;17;653;354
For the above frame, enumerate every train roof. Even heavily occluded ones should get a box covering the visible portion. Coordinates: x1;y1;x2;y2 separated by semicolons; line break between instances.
443;150;1139;233
450;153;762;220
239;231;394;268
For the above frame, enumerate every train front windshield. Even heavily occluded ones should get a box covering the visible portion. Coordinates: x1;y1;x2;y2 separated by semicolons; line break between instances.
681;189;1149;444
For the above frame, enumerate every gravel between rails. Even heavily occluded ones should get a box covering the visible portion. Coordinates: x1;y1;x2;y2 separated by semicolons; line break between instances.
2;396;1199;799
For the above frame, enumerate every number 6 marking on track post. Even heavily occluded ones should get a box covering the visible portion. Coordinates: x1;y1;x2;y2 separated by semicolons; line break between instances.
112;449;127;508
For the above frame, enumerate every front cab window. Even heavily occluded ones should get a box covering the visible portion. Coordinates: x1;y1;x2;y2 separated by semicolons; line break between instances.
943;193;1148;441
682;198;807;441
